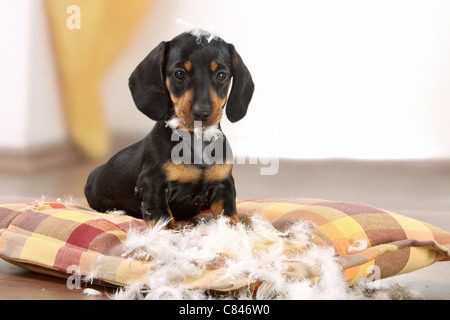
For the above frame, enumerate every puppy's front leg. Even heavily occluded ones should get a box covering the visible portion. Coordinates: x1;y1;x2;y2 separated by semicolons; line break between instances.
137;173;174;229
208;177;240;225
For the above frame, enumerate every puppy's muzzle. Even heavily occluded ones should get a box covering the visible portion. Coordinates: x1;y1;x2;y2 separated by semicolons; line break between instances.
191;104;212;122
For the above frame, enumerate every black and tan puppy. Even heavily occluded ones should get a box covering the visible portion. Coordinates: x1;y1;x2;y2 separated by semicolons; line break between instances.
84;31;254;227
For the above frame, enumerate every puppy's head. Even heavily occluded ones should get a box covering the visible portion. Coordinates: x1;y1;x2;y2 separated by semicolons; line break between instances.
128;31;254;130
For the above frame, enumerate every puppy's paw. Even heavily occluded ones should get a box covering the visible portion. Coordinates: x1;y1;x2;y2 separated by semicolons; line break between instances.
228;214;240;226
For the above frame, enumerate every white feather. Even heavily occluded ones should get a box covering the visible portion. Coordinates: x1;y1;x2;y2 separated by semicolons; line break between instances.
165;117;180;130
75;214;415;300
348;239;368;253
203;124;223;142
82;288;103;296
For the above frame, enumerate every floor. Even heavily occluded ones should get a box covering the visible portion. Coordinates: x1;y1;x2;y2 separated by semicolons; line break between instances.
0;145;449;300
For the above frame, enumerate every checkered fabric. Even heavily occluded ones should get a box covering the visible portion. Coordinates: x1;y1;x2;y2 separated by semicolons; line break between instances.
0;202;150;286
236;198;450;284
0;199;448;289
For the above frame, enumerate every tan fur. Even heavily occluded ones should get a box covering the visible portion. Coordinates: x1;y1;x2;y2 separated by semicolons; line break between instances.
209;89;226;125
163;162;202;183
210;199;224;219
204;163;232;182
166;78;194;130
184;61;192;72
210;61;218;72
210;200;239;224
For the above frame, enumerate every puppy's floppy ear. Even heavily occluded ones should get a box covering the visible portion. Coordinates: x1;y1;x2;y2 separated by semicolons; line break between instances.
129;41;169;121
226;44;255;123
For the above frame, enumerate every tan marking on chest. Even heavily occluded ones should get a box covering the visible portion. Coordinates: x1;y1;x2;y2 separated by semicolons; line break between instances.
163;162;202;183
204;163;232;182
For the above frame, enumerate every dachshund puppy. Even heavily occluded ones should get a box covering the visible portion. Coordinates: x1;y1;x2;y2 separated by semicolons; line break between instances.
84;31;254;227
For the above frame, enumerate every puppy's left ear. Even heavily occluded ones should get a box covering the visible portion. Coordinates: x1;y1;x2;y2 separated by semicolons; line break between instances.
129;41;169;121
226;45;255;123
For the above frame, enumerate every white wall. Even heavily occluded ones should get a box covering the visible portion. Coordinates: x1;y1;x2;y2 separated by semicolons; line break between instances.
0;0;66;149
1;0;449;160
105;0;450;160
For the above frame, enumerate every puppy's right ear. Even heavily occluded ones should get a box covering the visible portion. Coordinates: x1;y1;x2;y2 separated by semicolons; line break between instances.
129;41;169;121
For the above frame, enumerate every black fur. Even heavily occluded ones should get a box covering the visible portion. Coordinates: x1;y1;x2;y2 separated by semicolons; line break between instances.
84;31;254;225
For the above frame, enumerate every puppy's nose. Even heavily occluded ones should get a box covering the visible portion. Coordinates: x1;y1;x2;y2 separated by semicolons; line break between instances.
192;105;212;122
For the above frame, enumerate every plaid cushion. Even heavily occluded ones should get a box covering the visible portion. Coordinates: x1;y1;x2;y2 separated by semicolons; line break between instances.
0;202;149;286
236;198;450;285
0;199;448;289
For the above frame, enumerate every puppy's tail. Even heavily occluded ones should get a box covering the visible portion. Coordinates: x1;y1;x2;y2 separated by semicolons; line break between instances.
84;164;106;212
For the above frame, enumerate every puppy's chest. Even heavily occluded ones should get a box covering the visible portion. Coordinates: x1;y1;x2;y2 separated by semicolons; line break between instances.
163;162;232;209
163;162;232;184
169;129;233;168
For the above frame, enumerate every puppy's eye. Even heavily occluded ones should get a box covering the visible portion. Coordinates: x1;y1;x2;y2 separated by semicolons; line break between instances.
216;71;227;82
174;70;186;80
